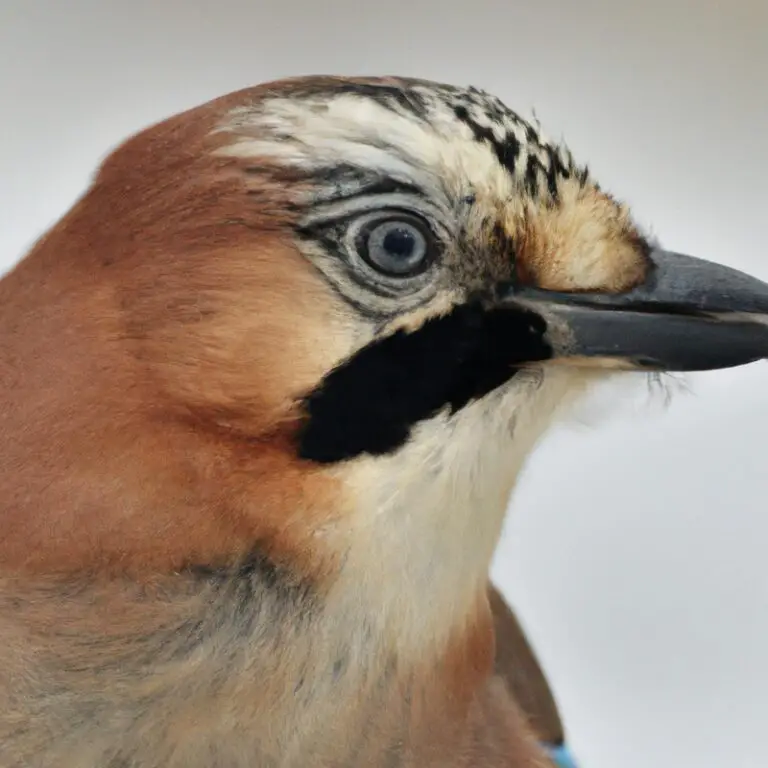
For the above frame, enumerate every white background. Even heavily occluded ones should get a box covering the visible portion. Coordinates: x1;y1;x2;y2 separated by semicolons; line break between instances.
1;1;766;766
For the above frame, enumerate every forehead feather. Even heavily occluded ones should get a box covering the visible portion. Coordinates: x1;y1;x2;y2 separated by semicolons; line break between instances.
214;79;583;204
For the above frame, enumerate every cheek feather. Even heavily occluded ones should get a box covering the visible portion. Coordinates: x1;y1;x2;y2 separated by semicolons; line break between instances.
121;232;359;435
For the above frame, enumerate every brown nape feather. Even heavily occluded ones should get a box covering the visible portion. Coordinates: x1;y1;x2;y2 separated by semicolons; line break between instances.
0;86;354;579
0;78;581;767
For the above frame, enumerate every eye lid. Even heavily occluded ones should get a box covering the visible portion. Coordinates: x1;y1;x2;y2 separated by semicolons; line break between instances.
299;190;448;233
335;206;438;236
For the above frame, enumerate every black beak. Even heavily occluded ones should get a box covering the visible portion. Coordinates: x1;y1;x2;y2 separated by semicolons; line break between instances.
500;249;768;372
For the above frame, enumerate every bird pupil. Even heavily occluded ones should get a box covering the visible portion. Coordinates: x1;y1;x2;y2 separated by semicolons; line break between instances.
382;227;415;259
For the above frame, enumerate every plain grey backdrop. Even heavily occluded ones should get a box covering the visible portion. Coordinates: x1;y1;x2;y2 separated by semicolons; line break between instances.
1;1;766;766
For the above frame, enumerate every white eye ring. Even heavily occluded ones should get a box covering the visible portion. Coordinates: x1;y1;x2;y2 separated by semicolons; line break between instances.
353;213;436;277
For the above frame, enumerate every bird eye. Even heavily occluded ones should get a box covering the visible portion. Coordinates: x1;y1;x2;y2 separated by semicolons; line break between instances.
354;214;435;277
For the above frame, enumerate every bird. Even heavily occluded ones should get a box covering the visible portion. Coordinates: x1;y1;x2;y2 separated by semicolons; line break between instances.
1;74;768;768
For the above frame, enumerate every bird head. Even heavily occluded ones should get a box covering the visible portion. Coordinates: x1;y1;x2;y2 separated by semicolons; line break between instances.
3;75;768;681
